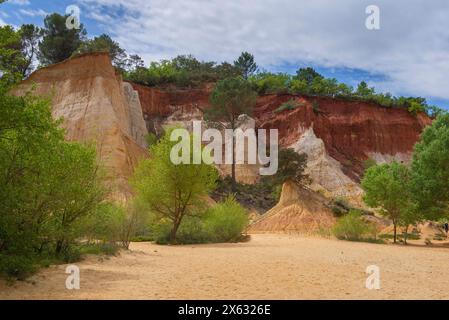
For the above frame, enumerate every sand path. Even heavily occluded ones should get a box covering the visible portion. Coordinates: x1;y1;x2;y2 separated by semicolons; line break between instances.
1;234;448;300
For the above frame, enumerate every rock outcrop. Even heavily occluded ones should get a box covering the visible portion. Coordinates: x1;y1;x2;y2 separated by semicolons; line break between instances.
255;95;431;182
13;53;148;200
248;181;336;234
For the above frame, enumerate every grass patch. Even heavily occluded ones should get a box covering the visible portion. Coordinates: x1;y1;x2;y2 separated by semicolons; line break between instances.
130;235;155;242
333;210;379;242
0;243;120;281
274;99;304;113
379;233;421;241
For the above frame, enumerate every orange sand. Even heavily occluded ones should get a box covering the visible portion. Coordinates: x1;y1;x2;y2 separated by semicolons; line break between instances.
1;234;448;300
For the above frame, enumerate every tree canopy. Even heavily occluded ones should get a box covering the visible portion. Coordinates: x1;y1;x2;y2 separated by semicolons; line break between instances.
362;161;417;243
234;51;258;79
411;113;449;220
131;129;218;244
74;33;128;70
38;13;87;65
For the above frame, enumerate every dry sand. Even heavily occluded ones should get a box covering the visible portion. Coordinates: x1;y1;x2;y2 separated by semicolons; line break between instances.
1;234;449;300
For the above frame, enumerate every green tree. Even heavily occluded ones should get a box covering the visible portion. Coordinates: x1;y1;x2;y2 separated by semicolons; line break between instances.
0;84;107;275
126;54;144;72
18;24;41;77
215;62;241;79
131;130;218;244
295;67;323;86
411;113;449;220
362;161;414;243
204;77;257;191
38;13;87;65
43;141;105;255
75;33;127;70
0;25;24;84
0;24;41;81
249;72;290;94
234;51;257;79
268;148;308;185
355;81;375;97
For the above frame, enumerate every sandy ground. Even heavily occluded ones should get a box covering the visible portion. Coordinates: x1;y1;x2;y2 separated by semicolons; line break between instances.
1;234;449;300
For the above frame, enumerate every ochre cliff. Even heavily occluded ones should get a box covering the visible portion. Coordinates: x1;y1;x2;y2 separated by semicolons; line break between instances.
255;95;431;180
13;53;148;200
132;83;431;201
12;53;430;202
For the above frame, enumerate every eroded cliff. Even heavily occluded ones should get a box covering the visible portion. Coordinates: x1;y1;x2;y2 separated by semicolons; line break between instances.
13;53;148;200
12;53;429;202
133;83;431;201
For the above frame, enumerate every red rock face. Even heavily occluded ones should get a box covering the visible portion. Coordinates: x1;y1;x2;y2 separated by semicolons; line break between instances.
255;95;431;180
133;84;431;182
131;83;212;119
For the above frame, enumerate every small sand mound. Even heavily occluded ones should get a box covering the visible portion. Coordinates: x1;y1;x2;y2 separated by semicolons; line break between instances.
248;181;336;234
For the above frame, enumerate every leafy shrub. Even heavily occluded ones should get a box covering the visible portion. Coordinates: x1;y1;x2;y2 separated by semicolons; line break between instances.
151;197;248;244
0;255;37;280
249;72;291;94
130;235;154;242
379;233;420;241
332;210;377;241
330;197;352;216
203;196;249;242
213;176;278;212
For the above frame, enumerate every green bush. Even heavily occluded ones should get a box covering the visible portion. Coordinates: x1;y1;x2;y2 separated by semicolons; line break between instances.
203;197;249;242
151;197;248;245
0;254;38;280
332;210;377;241
330;197;352;216
379;233;420;241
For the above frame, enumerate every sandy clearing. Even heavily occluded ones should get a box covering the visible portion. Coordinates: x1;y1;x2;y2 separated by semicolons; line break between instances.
1;234;448;300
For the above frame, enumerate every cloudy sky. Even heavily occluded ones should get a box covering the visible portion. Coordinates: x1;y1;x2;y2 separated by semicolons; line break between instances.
2;0;449;109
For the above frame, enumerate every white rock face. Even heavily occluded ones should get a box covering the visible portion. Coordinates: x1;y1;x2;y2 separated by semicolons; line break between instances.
289;127;363;201
219;114;260;184
122;82;148;149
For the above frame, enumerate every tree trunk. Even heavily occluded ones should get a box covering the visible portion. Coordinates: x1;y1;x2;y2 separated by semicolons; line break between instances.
404;225;409;245
55;239;64;255
393;222;397;244
169;221;181;245
231;131;237;192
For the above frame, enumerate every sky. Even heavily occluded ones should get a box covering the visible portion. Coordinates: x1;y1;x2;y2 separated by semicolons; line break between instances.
1;0;449;110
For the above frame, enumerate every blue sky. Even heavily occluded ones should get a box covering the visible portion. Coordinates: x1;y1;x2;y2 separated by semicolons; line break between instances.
2;0;449;110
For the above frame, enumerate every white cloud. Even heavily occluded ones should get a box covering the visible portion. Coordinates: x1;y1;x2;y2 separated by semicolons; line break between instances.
19;8;49;17
77;0;449;100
